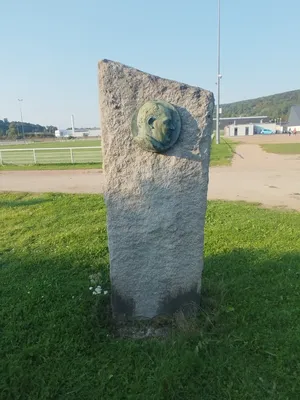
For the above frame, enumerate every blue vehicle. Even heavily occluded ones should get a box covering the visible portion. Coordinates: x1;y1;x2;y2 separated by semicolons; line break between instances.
260;129;274;135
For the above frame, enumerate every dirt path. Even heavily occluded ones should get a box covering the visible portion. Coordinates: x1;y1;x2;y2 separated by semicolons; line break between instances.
229;133;300;144
0;169;106;194
208;144;300;211
1;144;300;211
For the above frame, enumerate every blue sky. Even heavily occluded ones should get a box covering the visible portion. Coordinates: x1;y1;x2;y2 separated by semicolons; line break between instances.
1;0;299;128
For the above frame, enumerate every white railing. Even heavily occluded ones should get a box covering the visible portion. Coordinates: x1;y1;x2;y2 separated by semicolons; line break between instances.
0;147;102;165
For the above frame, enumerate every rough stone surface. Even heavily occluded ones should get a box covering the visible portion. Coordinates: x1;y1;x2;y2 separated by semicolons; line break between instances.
98;60;214;320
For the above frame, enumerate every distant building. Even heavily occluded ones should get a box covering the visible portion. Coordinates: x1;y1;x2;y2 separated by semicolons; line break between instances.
55;128;101;138
288;105;300;132
55;115;101;138
225;122;277;137
213;116;270;130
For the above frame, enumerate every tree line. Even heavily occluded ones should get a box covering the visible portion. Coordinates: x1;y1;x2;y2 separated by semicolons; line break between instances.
0;119;57;139
221;89;300;121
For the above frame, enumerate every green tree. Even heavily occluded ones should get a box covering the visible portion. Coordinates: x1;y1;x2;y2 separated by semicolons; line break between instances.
7;123;18;139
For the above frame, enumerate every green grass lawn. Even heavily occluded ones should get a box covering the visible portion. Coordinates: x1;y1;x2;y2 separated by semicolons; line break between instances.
1;193;300;399
261;143;300;154
0;139;101;149
210;138;237;166
0;163;102;171
0;140;102;170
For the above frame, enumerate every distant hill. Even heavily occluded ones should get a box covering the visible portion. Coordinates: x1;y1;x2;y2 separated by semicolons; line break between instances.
221;90;300;121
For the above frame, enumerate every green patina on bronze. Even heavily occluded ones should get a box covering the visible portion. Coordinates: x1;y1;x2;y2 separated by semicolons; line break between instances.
131;100;181;153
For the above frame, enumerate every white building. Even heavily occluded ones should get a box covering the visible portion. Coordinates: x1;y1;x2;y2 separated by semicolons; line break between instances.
226;122;277;137
55;115;101;138
55;128;101;138
214;115;269;130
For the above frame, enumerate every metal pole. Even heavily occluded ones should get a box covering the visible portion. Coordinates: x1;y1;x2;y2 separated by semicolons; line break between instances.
18;99;25;141
71;114;75;136
216;0;221;144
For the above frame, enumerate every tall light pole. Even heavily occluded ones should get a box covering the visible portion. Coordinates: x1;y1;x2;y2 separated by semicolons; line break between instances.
18;98;25;140
216;0;222;144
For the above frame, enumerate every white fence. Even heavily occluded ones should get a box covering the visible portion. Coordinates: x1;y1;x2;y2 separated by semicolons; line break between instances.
0;147;102;165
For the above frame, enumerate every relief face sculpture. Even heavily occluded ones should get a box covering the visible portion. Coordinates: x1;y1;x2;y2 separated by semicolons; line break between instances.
131;100;181;153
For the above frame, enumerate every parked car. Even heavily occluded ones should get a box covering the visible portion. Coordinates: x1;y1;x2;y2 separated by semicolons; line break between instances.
260;129;274;135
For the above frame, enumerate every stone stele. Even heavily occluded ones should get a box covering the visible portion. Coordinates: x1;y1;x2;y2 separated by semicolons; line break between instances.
98;59;214;320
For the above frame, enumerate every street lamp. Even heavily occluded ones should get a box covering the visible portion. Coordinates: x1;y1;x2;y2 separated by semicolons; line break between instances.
18;98;25;140
216;0;222;145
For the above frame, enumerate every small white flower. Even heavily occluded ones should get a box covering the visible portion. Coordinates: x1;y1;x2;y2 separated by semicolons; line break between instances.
103;290;108;295
92;285;102;295
89;287;93;291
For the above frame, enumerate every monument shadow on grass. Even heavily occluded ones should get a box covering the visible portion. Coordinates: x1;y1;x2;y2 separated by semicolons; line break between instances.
2;245;300;337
